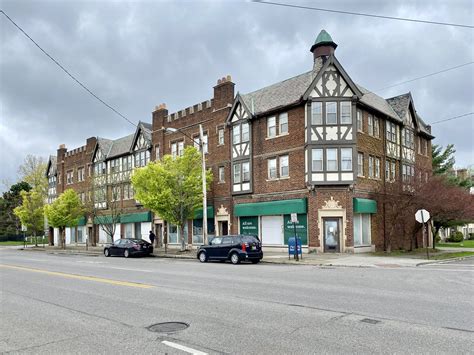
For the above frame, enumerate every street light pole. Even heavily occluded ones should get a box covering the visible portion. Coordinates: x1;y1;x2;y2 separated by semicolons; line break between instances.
199;124;208;246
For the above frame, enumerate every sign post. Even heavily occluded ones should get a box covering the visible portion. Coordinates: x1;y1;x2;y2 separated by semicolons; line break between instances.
415;209;431;260
291;213;300;261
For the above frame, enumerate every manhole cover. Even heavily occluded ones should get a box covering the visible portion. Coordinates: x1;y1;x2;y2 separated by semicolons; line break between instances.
360;318;381;324
147;322;189;333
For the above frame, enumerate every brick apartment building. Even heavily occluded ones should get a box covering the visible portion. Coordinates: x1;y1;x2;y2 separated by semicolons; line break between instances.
46;30;434;252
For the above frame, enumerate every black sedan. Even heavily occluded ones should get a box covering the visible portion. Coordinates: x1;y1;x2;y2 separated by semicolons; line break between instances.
104;238;153;258
197;235;263;264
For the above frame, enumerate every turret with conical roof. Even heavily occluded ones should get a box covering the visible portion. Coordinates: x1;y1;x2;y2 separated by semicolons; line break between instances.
310;29;337;63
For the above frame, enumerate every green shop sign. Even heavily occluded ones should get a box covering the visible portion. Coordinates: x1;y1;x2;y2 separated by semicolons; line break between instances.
239;216;259;236
283;214;308;245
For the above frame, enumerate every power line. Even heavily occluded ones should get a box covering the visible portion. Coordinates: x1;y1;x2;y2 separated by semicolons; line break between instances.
252;0;474;29
430;112;473;125
0;9;138;128
377;62;474;91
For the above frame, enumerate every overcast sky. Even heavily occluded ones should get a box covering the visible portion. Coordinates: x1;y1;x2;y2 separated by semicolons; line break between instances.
1;0;473;190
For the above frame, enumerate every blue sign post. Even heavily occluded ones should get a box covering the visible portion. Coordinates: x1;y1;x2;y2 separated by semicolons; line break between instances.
288;237;302;259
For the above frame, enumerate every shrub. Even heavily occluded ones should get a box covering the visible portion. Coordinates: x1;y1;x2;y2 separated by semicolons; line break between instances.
447;231;464;243
469;233;474;241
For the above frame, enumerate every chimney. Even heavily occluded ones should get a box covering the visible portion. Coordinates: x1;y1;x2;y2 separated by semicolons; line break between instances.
310;30;337;69
213;75;235;109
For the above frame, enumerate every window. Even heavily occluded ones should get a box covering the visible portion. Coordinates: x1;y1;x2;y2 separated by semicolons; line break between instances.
242;123;249;142
375;157;380;179
386;122;397;142
374;116;380;137
368;156;374;178
134;150;150;167
311;102;322;125
233;125;241;144
268;158;277;179
233;164;241;183
326;102;337;124
178;141;184;156
123;184;134;200
66;170;73;185
79;192;85;203
368;115;373;136
403;128;414;148
422;139;428;155
193;133;208;154
312;149;323;171
326;148;338;171
112;185;121;201
341;148;352;171
267;116;276;138
155;145;160;160
402;164;414;183
354;214;371;246
279;113;288;135
122;156;132;171
242;162;250;182
218;127;224;145
341;102;352;124
358;153;364;177
357;110;363;132
218;166;225;183
279;155;289;177
171;142;177;158
77;167;85;182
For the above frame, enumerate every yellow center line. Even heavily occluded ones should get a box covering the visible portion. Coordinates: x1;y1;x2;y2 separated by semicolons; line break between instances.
0;264;155;289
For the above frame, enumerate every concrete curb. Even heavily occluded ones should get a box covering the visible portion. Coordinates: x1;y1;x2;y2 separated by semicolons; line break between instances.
415;255;474;267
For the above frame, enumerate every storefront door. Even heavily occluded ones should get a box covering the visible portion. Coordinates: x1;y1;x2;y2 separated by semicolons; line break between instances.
323;218;340;252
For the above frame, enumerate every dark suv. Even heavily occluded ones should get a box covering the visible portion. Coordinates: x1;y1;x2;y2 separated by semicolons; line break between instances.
197;235;263;264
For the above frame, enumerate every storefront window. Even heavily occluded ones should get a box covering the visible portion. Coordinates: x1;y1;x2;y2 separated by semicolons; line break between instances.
354;213;371;246
192;218;215;244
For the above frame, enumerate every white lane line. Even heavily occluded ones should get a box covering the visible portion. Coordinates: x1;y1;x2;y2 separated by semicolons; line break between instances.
161;340;208;355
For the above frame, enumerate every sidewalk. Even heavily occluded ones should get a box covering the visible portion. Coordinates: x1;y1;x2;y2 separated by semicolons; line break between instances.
11;244;473;268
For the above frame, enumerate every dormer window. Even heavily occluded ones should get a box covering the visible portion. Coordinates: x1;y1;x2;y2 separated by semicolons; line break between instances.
311;102;322;125
340;102;352;124
326;102;337;124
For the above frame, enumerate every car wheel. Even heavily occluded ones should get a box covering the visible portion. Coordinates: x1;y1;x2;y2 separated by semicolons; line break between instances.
251;259;260;264
104;249;110;257
198;251;208;263
124;249;130;258
230;252;240;265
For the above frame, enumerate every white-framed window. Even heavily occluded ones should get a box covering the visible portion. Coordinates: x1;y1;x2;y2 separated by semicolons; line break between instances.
357;110;363;132
193;133;208;154
368;115;374;136
79;192;86;203
375;157;380;179
218;127;224;145
341;102;352;124
354;213;371;246
326;148;338;171
218;166;225;183
386;122;397;142
171;142;177;158
242;162;250;182
374;116;380;137
111;185;121;201
242;123;249;142
368;156;374;178
66;170;73;185
311;102;322;125
268;158;277;179
233;124;241;144
155;145;160;160
233;164;241;183
122;156;132;171
358;152;364;177
402;164;415;183
279;155;289;178
267;116;276;138
403;128;414;148
312;149;323;172
178;141;184;156
279;113;288;135
123;183;134;200
134;150;150;167
77;167;85;182
326;102;337;124
341;148;352;171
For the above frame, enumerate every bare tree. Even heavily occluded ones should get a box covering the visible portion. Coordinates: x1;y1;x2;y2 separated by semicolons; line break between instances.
93;182;123;243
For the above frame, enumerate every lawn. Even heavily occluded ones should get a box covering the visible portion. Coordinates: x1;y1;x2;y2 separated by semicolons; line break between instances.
436;240;474;248
0;239;48;246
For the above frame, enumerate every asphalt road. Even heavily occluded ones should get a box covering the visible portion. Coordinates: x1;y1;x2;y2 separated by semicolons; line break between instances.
1;249;473;354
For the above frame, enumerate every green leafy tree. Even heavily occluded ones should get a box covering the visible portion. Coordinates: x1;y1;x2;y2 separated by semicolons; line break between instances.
432;144;472;188
13;190;44;246
18;154;48;197
44;189;84;248
0;181;31;238
131;147;212;251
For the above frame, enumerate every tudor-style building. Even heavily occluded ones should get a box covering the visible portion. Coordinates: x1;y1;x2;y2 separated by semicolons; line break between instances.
46;30;434;252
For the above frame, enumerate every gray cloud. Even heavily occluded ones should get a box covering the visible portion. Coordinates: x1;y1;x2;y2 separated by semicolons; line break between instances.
1;0;473;190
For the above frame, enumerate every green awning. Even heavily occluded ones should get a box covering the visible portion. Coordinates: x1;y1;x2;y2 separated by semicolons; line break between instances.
353;198;377;214
77;216;87;226
120;211;151;224
234;198;307;217
94;215;115;225
193;206;214;219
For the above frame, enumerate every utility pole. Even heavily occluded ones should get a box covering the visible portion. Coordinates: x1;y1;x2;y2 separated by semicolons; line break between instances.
200;124;208;246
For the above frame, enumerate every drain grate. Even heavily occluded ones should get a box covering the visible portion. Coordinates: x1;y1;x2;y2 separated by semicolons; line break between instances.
147;322;189;333
360;318;381;324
